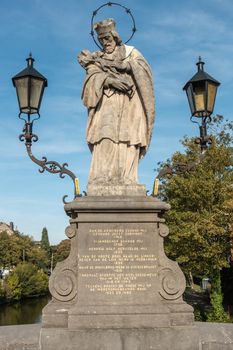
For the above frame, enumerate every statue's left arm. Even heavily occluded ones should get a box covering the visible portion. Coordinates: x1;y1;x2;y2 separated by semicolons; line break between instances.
128;48;155;150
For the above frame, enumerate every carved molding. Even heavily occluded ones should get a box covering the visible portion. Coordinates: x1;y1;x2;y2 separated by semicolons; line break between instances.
49;267;77;302
158;223;169;237
65;224;77;239
158;265;186;301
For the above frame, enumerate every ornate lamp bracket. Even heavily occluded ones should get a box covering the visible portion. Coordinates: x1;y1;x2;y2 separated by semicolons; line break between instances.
19;115;81;204
152;152;206;197
152;113;214;196
191;115;212;152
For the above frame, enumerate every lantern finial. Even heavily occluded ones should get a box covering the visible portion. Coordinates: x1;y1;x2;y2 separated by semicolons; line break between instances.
26;53;34;68
196;56;205;72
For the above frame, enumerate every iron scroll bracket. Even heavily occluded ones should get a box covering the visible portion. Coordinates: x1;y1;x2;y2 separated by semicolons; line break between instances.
19;120;81;203
151;153;206;197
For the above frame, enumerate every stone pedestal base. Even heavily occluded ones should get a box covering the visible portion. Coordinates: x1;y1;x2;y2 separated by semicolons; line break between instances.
40;196;194;349
2;322;233;350
87;184;147;196
40;326;200;350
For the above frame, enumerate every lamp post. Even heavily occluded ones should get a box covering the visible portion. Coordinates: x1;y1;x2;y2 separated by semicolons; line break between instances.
183;57;220;152
153;58;220;195
12;54;80;202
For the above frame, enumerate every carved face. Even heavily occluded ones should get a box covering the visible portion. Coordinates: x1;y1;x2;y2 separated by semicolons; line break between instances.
98;33;117;54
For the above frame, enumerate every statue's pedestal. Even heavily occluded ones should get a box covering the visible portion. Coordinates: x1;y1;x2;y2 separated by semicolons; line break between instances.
87;184;147;196
40;196;196;350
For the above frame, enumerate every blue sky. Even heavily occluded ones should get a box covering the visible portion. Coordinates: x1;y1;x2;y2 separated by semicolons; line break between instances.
0;0;232;244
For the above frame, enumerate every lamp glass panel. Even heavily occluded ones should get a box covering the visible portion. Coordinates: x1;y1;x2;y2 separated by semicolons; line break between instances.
207;82;217;113
14;77;29;112
30;78;44;113
186;85;195;115
194;82;205;112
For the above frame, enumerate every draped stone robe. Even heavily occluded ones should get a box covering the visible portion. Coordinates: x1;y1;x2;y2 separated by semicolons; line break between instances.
81;44;155;186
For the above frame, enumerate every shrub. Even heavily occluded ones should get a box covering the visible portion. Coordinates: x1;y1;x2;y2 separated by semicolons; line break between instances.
5;262;48;301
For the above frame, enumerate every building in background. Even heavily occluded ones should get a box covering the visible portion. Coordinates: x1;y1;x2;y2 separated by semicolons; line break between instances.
0;222;15;236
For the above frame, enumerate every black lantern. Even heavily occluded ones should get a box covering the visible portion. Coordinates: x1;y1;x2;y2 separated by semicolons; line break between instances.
154;59;221;185
12;53;47;117
183;57;220;152
11;54;80;200
183;57;220;118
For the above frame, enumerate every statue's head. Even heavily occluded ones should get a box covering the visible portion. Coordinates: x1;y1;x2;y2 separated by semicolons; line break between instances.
94;18;122;53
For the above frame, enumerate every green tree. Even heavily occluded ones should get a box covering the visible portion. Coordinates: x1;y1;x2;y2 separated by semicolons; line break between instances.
41;227;50;254
40;227;51;270
5;262;48;301
5;273;21;300
158;116;233;321
27;244;50;270
0;230;50;272
15;231;50;270
0;231;22;268
207;270;229;322
0;280;5;299
51;239;70;268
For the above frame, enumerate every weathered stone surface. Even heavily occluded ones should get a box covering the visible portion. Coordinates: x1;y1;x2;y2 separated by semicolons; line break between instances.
1;322;233;350
40;323;233;350
197;322;233;349
43;196;193;332
40;326;199;350
78;18;155;189
0;324;40;350
38;195;233;349
64;195;170;212
87;184;147;196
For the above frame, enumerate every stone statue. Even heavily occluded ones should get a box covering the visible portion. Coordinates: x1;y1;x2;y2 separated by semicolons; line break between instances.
78;18;155;194
41;16;195;350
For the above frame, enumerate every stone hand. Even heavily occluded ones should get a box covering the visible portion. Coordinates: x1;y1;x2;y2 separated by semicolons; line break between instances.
111;61;130;73
105;77;132;92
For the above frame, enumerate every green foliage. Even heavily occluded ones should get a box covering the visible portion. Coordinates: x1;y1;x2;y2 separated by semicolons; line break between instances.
0;228;51;303
0;230;50;271
41;227;50;254
158;116;232;278
40;227;51;270
5;262;48;301
193;304;206;322
0;281;5;298
207;270;229;322
0;231;22;269
165;209;230;276
26;244;50;270
157;116;232;320
51;239;70;268
5;273;21;301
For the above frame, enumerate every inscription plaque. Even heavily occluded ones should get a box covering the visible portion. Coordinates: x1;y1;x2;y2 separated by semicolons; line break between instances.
78;224;158;304
42;196;194;345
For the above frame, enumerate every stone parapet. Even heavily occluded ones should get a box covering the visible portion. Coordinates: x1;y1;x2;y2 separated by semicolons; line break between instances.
0;324;40;350
1;323;233;350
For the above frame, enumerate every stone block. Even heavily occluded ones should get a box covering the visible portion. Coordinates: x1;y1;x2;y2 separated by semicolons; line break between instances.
43;196;194;334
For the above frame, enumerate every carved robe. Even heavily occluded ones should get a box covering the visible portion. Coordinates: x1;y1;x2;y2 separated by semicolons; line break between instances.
81;44;155;185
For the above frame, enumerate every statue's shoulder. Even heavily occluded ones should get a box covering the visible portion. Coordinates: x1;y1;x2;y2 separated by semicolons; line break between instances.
124;45;142;59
